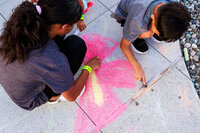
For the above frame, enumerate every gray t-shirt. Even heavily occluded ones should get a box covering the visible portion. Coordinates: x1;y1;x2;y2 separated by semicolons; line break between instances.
113;0;177;42
0;40;74;110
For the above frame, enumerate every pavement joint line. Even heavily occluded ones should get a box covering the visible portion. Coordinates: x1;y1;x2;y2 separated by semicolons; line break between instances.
148;43;191;80
127;56;182;104
87;9;110;26
74;101;103;133
0;13;7;21
96;0;113;12
109;2;120;13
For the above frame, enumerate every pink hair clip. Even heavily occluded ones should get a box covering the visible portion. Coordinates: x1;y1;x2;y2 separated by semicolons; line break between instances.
35;5;42;15
33;2;42;15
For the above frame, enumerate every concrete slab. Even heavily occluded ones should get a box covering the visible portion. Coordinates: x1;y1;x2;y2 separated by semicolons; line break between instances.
0;14;5;33
97;0;120;9
0;0;23;21
145;38;190;79
84;0;108;25
0;85;96;133
73;9;195;132
101;65;200;133
0;0;198;133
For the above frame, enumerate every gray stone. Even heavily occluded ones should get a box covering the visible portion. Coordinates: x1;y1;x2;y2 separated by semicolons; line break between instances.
186;34;191;39
190;50;196;56
190;65;196;70
196;51;200;56
197;34;200;39
191;39;198;43
191;24;196;30
194;55;199;62
192;43;198;49
192;34;197;38
184;43;191;48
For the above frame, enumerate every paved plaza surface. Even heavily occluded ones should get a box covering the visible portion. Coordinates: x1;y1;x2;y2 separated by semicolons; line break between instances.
0;0;200;133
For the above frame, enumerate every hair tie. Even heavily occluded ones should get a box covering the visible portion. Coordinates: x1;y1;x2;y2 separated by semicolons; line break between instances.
36;5;42;15
33;2;42;15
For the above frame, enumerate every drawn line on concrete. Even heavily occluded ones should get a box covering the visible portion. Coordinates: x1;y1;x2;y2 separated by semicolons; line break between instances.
0;13;7;21
74;101;103;133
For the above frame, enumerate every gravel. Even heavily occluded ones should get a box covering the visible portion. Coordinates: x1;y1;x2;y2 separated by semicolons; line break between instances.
179;0;200;98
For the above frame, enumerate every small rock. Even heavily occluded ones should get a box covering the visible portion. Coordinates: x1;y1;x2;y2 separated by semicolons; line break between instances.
190;50;196;56
192;43;198;49
197;34;200;39
196;51;200;56
184;43;191;48
191;24;196;30
192;34;197;38
188;28;192;31
192;78;196;83
135;101;139;106
190;65;196;70
195;83;200;89
194;55;199;62
186;34;191;39
191;39;198;43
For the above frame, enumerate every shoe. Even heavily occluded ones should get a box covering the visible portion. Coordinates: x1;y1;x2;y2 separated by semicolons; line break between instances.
47;86;86;104
153;34;162;41
131;38;149;54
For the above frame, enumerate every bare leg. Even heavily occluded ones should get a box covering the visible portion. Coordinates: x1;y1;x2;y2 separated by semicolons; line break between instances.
49;95;61;102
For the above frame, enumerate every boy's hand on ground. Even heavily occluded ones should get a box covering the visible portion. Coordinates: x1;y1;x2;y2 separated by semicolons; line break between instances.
77;20;86;32
86;57;101;71
134;64;146;85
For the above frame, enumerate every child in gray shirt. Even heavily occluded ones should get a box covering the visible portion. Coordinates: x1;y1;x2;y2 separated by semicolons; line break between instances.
113;0;191;84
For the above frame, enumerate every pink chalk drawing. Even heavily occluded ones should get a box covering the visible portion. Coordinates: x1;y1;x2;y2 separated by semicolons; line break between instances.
74;34;136;133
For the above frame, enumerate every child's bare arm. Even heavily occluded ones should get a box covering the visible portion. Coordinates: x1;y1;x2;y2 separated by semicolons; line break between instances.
77;0;87;31
78;0;84;13
138;28;154;39
120;37;146;84
62;57;101;101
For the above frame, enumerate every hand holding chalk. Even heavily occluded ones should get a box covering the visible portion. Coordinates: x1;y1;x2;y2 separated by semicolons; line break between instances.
85;56;101;71
134;64;146;85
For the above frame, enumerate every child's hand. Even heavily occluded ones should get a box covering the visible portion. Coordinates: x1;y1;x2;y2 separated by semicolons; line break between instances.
77;20;87;32
86;57;101;71
134;63;146;85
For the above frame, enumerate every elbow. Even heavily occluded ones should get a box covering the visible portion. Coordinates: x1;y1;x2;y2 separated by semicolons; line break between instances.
68;99;76;102
66;97;76;102
120;43;124;50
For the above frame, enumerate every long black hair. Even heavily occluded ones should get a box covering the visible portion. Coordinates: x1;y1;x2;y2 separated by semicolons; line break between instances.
0;0;82;64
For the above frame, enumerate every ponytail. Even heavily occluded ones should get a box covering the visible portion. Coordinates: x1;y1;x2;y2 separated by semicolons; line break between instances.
0;1;49;64
0;0;82;64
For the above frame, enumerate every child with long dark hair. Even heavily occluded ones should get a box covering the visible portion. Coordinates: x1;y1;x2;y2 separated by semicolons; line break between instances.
0;0;101;110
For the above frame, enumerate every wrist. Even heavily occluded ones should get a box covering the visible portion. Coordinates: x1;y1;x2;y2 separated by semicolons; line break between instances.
80;14;84;20
82;65;92;74
132;61;141;69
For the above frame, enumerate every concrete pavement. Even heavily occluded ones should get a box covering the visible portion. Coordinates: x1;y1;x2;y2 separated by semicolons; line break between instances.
0;0;200;133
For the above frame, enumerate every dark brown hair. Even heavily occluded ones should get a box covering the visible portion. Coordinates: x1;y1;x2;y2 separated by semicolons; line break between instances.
156;2;191;42
0;0;82;64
